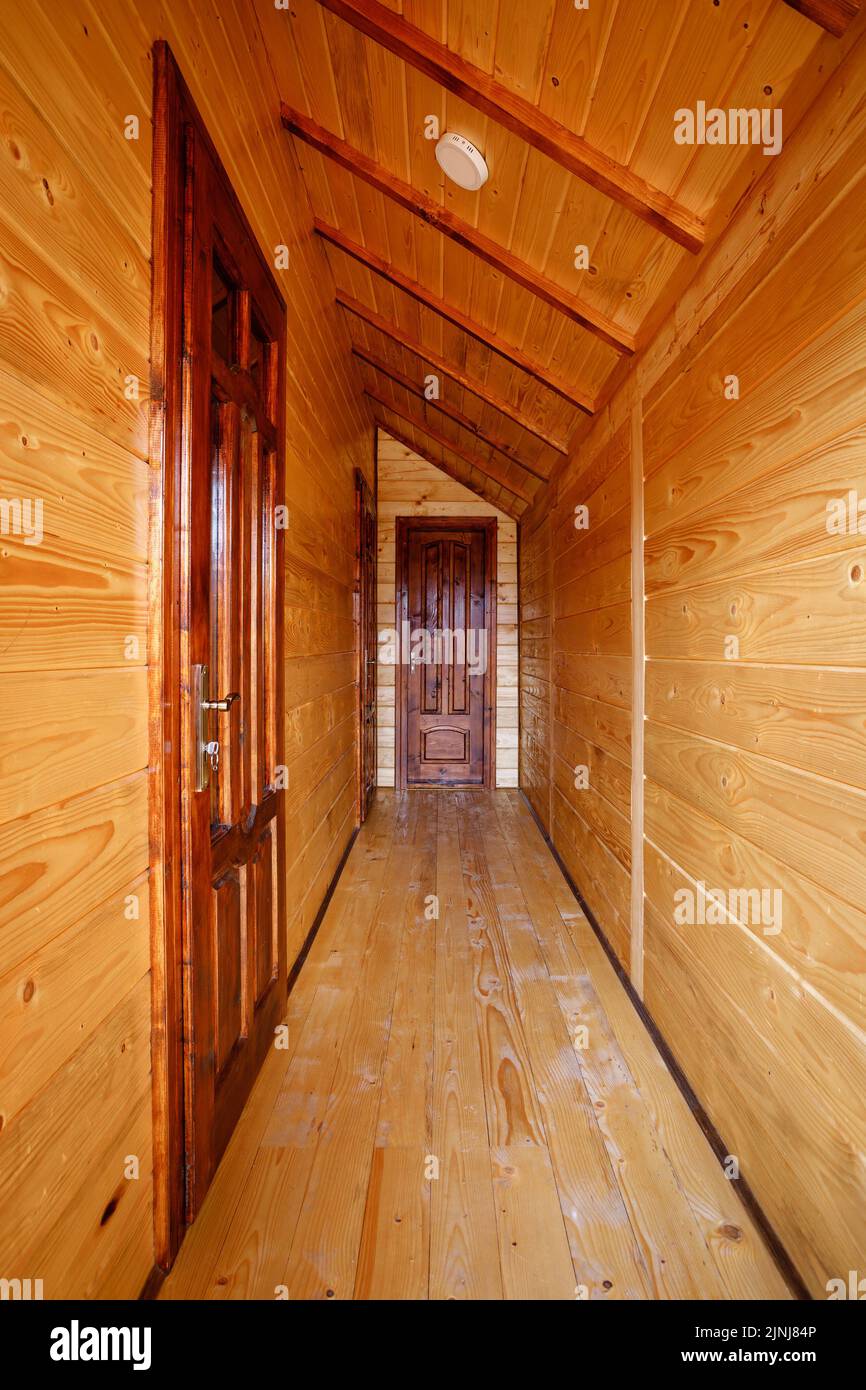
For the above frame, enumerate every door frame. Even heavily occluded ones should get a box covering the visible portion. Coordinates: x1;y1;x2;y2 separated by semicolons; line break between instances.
355;465;377;822
395;515;497;791
148;40;287;1270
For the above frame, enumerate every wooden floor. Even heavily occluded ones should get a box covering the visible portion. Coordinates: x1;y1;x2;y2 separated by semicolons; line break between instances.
161;790;790;1301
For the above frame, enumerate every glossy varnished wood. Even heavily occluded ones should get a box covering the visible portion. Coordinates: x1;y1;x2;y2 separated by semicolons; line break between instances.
151;40;289;1238
367;388;532;505
0;0;372;1296
355;467;377;822
281;0;831;506
397;517;495;789
783;0;861;36
376;434;517;791
281;103;635;354
317;220;595;414
314;0;706;252
338;292;570;455
160;790;789;1301
519;18;866;1296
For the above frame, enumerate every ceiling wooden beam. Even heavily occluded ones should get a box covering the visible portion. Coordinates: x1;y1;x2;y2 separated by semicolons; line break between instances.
282;104;634;355
365;387;533;503
337;291;569;453
353;344;550;481
376;420;523;519
316;220;595;413
782;0;861;36
315;0;706;254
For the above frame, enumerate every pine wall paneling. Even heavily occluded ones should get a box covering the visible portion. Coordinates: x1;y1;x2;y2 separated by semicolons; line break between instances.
0;0;371;1296
518;23;866;1295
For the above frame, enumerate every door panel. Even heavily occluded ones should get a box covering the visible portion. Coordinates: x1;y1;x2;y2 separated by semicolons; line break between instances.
182;118;287;1216
213;871;243;1078
399;519;495;788
253;828;277;1005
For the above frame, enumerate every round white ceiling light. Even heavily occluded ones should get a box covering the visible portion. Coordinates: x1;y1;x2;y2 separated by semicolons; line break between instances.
434;132;489;191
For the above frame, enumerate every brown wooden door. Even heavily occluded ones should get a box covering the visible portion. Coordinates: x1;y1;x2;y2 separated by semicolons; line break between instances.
182;115;287;1216
398;518;496;788
356;469;377;821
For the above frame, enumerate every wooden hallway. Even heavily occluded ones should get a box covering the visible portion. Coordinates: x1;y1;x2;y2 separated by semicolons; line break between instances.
161;790;789;1301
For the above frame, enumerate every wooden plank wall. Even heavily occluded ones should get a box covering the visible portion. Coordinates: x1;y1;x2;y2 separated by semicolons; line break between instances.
518;507;551;832
520;416;634;971
376;433;517;789
0;0;370;1297
640;28;866;1297
518;22;866;1294
554;418;633;973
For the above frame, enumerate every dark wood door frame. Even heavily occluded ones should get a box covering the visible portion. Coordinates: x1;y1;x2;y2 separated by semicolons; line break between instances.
355;466;377;822
395;515;497;791
148;41;287;1271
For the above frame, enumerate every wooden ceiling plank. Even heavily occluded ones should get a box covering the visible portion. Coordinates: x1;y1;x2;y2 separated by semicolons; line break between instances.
365;387;534;503
337;290;570;452
317;220;595;412
782;0;861;36
281;103;635;354
353;344;551;481
315;0;706;253
377;419;523;519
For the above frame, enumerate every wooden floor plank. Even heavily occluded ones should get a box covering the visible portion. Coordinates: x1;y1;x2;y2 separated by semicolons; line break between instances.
157;987;307;1299
492;1146;578;1301
495;793;723;1299
162;797;397;1299
460;792;653;1299
355;791;438;1297
279;798;426;1298
507;791;792;1300
455;793;547;1150
353;1145;431;1300
429;794;503;1300
373;791;437;1150
162;789;789;1301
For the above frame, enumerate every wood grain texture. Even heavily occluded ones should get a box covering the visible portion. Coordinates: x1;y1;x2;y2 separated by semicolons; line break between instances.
521;415;635;973
783;0;862;37
366;386;533;502
318;220;596;413
637;31;866;1294
2;0;859;1303
338;291;570;454
519;505;552;832
160;789;786;1300
0;0;371;1295
517;15;866;1295
282;102;635;353
315;0;706;251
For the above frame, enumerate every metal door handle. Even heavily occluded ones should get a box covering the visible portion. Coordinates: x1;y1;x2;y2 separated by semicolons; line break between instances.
202;690;239;711
193;664;238;792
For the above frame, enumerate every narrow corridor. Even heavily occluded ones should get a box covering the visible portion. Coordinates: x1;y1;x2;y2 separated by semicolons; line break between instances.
161;791;789;1301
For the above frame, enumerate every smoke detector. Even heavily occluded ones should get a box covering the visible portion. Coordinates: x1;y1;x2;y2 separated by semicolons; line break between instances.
434;132;489;191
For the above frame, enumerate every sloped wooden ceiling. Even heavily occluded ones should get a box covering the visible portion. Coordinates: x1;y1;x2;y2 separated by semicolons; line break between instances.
264;0;835;516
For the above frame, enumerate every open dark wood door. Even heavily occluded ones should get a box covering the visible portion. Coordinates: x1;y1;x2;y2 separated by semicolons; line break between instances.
180;91;287;1217
356;468;377;822
397;517;496;789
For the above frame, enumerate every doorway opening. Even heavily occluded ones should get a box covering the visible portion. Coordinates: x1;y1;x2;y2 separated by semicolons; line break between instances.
395;516;497;789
